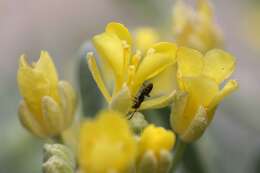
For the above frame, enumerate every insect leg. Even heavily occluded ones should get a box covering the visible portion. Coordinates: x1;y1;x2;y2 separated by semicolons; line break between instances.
128;110;137;120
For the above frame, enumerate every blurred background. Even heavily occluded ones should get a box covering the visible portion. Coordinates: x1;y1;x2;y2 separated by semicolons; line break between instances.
0;0;260;172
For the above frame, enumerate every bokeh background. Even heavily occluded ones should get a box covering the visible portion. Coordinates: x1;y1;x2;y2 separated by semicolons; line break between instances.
0;0;260;172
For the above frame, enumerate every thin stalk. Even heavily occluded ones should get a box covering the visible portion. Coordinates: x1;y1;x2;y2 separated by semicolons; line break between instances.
169;138;187;172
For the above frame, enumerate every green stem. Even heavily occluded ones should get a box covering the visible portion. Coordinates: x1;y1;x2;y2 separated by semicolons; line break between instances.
169;138;187;172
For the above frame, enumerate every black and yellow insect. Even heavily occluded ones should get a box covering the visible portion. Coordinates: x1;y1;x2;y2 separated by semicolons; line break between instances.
128;83;153;120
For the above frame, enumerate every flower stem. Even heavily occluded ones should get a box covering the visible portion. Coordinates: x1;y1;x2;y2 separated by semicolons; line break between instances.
169;138;187;172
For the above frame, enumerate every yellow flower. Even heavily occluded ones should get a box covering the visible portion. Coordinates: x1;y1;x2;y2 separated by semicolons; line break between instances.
172;0;223;52
170;47;238;142
17;51;77;138
139;124;175;158
134;27;160;53
79;110;137;173
87;22;178;113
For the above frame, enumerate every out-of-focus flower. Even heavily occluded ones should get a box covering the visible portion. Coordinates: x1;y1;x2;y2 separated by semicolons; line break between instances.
172;0;223;52
79;110;137;173
137;124;175;173
87;22;178;114
139;124;175;157
134;27;160;53
171;47;238;142
17;51;77;138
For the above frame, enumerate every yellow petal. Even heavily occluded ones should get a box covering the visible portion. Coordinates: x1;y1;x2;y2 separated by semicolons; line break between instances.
180;106;209;142
133;42;177;93
182;75;219;108
87;53;112;102
203;49;236;84
208;80;238;111
58;81;77;126
106;22;132;45
176;47;204;78
140;90;176;110
36;51;59;89
177;76;219;133
42;96;63;135
134;27;160;52
18;100;47;137
37;51;60;103
170;91;188;134
92;32;124;78
149;64;178;97
18;56;50;119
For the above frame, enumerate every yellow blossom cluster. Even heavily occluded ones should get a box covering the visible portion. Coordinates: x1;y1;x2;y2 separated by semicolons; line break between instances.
16;0;238;172
79;111;175;173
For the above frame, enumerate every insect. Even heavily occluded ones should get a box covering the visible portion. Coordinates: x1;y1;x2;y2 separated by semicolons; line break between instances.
128;82;153;120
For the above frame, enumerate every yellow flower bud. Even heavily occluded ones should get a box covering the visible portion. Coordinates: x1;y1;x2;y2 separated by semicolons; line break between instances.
17;51;77;138
139;124;176;158
170;47;238;142
79;110;137;173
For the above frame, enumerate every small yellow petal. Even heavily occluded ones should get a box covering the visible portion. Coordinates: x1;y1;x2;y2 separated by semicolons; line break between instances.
133;42;177;93
87;53;112;103
18;101;47;137
170;91;188;134
92;32;124;78
106;22;132;45
208;80;238;111
140;90;176;110
58;81;77;126
180;106;209;142
36;51;59;89
176;47;204;78
176;76;219;133
149;64;178;97
182;76;219;107
42;96;63;135
203;49;236;84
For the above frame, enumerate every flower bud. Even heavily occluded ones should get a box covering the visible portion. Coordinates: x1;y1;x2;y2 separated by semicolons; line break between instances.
17;51;77;138
42;144;75;173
